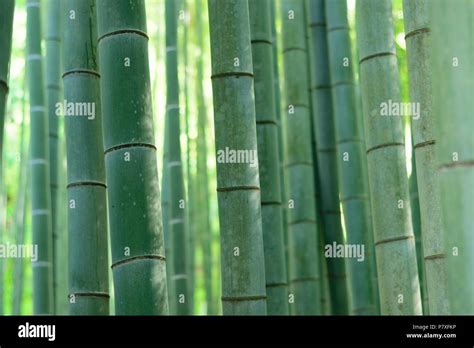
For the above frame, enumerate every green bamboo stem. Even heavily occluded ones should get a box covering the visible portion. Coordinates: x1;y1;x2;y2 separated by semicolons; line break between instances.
354;66;380;314
409;155;429;314
0;0;14;174
280;0;321;315
325;0;377;315
356;0;422;315
13;183;29;315
208;0;267;315
27;0;55;315
270;0;290;287
312;105;328;314
0;184;5;315
304;2;327;315
96;0;169;315
403;0;449;315
0;0;14;316
160;9;176;312
44;0;62;311
195;0;215;315
63;0;109;315
249;0;289;315
308;54;329;318
182;0;195;314
319;232;332;314
12;73;28;315
55;120;69;315
431;0;474;314
165;0;190;315
296;1;329;315
307;0;348;315
161;120;176;314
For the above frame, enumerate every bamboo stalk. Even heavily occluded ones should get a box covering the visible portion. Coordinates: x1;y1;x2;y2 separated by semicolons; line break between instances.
325;0;377;315
403;0;450;315
270;0;290;290
44;0;62;311
409;155;429;314
356;0;422;315
165;0;190;315
55;120;69;315
181;0;195;314
431;0;474;314
27;0;55;315
194;0;215;315
63;0;109;315
0;0;15;316
208;0;267;315
12;73;29;315
249;0;289;315
161;119;176;314
280;0;321;315
0;0;14;173
96;0;169;315
307;0;349;315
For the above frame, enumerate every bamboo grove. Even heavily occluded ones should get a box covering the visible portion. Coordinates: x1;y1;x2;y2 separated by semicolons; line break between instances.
0;0;471;316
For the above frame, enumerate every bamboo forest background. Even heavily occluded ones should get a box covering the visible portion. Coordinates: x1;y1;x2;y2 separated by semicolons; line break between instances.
0;0;472;315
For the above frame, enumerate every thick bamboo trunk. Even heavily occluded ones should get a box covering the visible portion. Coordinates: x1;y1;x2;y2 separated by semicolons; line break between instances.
97;0;169;315
27;0;55;315
208;0;267;315
431;0;474;315
356;0;422;315
63;0;109;315
403;0;450;315
249;0;289;315
280;0;321;315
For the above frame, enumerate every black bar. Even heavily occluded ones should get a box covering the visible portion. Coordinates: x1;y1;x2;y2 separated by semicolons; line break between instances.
0;316;472;346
